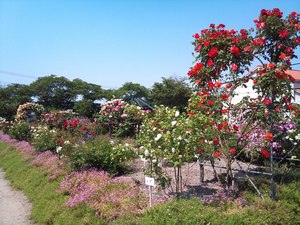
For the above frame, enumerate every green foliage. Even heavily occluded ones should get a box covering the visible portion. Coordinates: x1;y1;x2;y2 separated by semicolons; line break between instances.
149;77;192;112
73;99;95;118
72;78;105;101
70;137;136;175
8;122;31;141
29;75;76;110
0;84;32;121
31;125;58;152
96;99;148;138
138;106;194;191
114;82;150;99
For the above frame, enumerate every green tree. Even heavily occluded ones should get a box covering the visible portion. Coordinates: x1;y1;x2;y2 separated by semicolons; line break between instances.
72;78;105;101
114;82;150;99
30;75;76;110
0;84;32;120
149;77;192;111
73;99;95;118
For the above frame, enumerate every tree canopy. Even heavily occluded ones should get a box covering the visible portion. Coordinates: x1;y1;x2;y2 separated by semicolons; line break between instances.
149;77;192;111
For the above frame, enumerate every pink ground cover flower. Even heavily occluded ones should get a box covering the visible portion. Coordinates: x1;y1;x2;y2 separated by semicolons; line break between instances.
57;169;147;219
31;151;67;180
0;131;35;160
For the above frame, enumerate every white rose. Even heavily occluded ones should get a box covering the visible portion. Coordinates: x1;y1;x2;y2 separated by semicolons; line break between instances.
155;134;162;141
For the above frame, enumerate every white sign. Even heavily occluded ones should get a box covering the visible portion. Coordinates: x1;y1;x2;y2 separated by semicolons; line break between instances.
145;176;155;186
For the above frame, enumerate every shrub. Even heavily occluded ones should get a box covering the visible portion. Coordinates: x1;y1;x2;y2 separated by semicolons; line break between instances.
8;122;31;141
70;137;136;175
31;125;57;152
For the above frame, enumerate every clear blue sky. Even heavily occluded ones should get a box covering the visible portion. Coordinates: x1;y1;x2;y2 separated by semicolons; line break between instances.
0;0;299;89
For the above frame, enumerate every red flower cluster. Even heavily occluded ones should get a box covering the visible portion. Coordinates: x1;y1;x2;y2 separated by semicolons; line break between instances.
260;149;270;158
230;46;241;57
208;47;219;58
265;132;273;142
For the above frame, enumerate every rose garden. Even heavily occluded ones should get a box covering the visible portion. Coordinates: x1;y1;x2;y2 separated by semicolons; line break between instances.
0;8;299;224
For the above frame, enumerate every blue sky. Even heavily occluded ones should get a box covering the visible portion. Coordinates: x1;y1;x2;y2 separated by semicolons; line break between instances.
0;0;299;89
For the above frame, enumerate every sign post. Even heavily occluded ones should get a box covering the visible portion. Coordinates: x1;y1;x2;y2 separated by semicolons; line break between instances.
145;176;155;207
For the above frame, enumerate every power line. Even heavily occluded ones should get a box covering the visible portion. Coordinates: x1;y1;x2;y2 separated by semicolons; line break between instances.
0;69;38;79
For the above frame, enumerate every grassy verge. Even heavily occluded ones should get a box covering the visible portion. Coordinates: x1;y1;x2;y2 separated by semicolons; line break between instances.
115;183;300;225
0;142;106;225
1;141;299;225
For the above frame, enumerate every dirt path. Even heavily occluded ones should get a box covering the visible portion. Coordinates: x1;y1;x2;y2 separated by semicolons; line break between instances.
0;169;35;225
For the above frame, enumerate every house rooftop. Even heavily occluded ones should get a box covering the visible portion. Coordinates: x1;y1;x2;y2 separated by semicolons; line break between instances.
286;70;300;81
248;66;300;81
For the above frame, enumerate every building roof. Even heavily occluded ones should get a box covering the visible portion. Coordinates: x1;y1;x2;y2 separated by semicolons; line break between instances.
248;66;300;81
286;70;300;81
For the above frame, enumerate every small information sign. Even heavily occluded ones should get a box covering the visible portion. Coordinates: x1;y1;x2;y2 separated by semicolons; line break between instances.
145;176;155;186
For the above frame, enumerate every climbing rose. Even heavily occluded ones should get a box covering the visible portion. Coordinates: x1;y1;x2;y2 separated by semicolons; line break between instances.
279;30;289;39
208;47;218;58
230;46;241;57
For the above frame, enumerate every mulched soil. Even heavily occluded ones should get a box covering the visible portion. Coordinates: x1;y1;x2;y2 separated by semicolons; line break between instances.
122;157;257;204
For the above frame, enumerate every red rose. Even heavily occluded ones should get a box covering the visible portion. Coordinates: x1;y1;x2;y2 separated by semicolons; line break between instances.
229;148;236;155
204;40;210;46
214;151;222;157
287;104;295;110
221;109;228;114
152;121;158;125
222;121;228;127
233;125;239;131
217;124;223;130
244;46;251;52
214;81;222;88
207;100;214;106
207;59;214;67
208;81;214;90
213;138;219;144
194;62;204;73
193;33;200;39
208;47;218;58
279;30;289;39
187;69;197;77
230;46;241;57
267;63;276;68
260;149;270;158
188;111;195;116
216;24;225;29
279;53;286;60
265;132;273;142
197;149;203;153
226;83;232;89
262;98;272;106
221;93;229;101
231;64;238;71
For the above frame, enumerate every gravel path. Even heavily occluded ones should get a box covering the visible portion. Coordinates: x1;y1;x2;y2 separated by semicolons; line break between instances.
0;169;35;225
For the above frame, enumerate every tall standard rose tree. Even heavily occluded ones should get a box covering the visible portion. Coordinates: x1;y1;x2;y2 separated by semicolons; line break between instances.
188;9;299;190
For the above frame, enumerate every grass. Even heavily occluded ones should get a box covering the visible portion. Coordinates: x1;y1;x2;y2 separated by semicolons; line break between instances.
0;142;106;225
0;141;300;225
